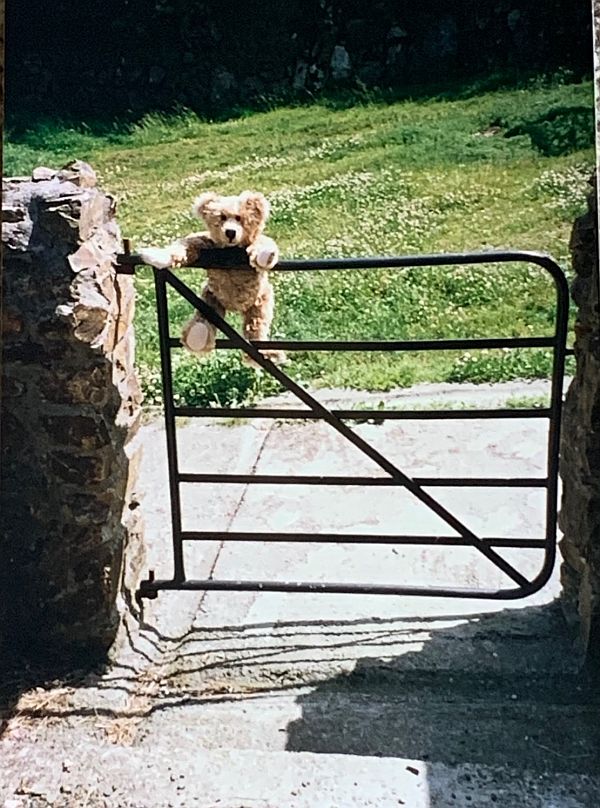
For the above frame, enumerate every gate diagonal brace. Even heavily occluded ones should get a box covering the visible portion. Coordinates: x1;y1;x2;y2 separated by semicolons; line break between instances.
163;268;530;589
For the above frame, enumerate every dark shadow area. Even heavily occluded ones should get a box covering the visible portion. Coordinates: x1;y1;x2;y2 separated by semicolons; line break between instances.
0;591;149;740
3;597;598;779
0;648;106;739
1;603;598;808
4;71;593;142
285;601;600;776
5;0;592;132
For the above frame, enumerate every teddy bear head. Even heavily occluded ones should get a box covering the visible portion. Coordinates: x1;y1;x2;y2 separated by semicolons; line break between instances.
193;190;270;247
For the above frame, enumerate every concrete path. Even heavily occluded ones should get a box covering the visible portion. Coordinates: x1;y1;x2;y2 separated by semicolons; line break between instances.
1;382;599;807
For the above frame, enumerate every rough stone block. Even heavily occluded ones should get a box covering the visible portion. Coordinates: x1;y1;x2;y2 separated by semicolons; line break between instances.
559;174;600;663
42;415;111;451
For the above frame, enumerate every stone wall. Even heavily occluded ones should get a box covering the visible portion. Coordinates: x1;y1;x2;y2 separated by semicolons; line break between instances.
559;176;600;660
1;162;143;662
558;0;600;665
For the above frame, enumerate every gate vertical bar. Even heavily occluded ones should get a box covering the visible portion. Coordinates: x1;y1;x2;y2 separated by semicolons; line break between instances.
154;269;185;582
536;257;570;588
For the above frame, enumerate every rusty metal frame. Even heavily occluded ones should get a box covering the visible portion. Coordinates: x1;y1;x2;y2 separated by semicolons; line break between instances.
116;247;569;601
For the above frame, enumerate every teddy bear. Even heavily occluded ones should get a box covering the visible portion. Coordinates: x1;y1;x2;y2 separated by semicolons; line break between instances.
138;190;285;365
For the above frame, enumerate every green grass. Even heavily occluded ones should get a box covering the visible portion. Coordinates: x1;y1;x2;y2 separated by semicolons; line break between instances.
505;394;550;410
6;77;594;406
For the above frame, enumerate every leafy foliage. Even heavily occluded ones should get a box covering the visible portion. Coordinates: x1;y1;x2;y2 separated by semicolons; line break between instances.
505;106;594;156
140;351;278;408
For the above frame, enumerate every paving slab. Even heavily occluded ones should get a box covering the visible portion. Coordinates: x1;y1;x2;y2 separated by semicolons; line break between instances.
184;382;558;635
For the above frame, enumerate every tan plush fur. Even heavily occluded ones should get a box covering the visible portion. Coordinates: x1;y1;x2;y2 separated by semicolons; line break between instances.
139;191;285;365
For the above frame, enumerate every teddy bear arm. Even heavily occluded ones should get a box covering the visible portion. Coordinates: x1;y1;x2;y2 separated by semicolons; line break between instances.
138;232;215;269
178;232;218;266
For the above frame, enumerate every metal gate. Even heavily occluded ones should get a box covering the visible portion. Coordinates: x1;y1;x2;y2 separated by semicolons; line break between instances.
116;247;569;602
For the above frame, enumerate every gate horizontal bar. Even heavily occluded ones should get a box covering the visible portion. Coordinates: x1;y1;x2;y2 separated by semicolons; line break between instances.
178;473;548;488
137;577;536;600
118;247;564;274
174;406;551;420
218;337;555;351
180;531;545;548
168;336;555;351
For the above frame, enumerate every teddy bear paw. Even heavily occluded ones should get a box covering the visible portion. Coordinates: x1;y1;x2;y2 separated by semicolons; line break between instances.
139;245;187;269
138;247;174;269
182;320;215;355
247;244;278;270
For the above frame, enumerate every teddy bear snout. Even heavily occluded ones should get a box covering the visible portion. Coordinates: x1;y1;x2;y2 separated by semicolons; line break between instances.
225;228;237;242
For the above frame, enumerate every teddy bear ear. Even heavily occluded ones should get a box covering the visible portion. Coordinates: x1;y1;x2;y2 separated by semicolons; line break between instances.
240;191;270;224
192;192;218;219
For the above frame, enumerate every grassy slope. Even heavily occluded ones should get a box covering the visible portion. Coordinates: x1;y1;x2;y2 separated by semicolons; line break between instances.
6;80;594;405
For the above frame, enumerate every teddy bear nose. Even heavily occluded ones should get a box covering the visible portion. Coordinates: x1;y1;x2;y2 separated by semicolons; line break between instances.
225;229;236;241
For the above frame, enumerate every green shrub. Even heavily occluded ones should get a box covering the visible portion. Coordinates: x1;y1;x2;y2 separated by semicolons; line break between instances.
505;105;594;156
140;351;278;408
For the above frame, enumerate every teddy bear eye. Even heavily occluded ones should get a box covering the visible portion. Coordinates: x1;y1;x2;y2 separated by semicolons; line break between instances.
235;215;241;222
220;213;227;222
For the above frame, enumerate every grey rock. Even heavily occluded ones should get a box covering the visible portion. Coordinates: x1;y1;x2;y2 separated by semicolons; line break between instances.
58;160;98;189
210;67;237;103
357;61;384;86
388;26;408;40
330;45;351;81
507;9;522;31
148;65;165;84
32;166;58;182
293;60;309;90
422;14;458;62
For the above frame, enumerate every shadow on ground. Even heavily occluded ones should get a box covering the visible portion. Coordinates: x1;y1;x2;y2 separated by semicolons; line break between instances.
285;602;600;776
2;598;599;784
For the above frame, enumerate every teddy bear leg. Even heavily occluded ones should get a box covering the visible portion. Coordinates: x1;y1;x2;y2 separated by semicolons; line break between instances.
241;283;287;367
181;287;225;357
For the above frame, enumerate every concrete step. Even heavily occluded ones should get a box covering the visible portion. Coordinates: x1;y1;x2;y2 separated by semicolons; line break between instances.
6;671;597;808
137;682;599;770
1;741;599;808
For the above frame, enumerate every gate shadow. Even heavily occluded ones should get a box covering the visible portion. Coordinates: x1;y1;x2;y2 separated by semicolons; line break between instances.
285;601;600;776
